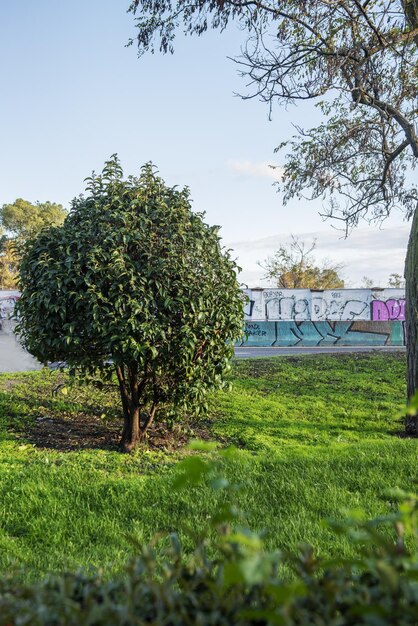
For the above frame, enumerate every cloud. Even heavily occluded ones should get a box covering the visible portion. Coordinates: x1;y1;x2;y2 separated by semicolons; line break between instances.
229;224;409;254
227;159;283;180
228;224;410;288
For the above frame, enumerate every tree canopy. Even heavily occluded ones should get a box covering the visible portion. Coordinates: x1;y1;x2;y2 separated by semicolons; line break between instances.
129;0;418;432
0;231;17;290
129;0;418;229
388;272;406;287
260;236;345;289
0;198;66;240
16;157;244;451
0;199;66;289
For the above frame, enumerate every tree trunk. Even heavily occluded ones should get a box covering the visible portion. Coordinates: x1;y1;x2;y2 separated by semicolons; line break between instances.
405;207;418;435
115;365;158;451
116;364;142;452
120;405;141;453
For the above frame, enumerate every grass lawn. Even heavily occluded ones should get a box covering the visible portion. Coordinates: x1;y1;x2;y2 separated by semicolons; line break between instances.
0;352;416;580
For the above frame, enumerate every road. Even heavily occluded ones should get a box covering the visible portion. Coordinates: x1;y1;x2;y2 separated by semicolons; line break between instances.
234;345;406;358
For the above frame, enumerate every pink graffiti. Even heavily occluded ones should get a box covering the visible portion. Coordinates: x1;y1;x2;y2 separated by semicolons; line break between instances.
371;298;405;321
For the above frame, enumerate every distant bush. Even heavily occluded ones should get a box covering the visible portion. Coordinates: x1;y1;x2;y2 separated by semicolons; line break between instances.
1;446;417;625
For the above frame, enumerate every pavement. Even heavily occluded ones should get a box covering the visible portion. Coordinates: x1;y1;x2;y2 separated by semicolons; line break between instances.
234;345;406;358
0;323;41;373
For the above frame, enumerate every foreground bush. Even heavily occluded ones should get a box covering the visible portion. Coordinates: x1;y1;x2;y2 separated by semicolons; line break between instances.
1;449;417;625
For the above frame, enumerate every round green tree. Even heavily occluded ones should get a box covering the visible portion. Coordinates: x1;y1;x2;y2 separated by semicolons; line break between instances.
16;157;244;452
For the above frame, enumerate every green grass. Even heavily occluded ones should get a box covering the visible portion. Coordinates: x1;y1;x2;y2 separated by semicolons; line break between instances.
0;353;416;580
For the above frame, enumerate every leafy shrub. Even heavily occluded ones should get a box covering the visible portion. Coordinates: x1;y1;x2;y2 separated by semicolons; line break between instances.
16;158;244;451
0;446;417;625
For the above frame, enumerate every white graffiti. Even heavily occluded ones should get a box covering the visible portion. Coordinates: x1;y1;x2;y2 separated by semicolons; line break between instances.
244;288;406;322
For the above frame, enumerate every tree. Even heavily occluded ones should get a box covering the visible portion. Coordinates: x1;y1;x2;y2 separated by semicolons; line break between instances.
0;199;66;288
129;0;418;433
0;233;18;290
0;198;66;240
361;276;376;289
260;236;345;288
16;157;243;452
388;272;406;287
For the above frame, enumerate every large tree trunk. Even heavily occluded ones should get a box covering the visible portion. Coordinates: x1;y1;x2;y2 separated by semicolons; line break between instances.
405;207;418;435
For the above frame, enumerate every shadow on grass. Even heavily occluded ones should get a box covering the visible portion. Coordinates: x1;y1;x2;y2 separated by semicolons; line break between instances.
0;389;121;451
0;390;213;453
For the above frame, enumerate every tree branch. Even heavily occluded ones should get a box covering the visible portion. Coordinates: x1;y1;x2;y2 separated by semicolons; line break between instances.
382;138;410;187
351;87;418;157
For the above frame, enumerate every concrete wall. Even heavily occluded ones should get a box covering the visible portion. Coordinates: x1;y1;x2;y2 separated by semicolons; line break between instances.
0;291;41;372
0;290;19;315
0;290;21;337
241;287;406;346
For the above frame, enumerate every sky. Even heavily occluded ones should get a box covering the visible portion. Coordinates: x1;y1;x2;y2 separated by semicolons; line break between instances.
0;0;410;287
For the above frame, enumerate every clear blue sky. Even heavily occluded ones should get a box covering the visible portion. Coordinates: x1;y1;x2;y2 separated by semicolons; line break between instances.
0;0;408;285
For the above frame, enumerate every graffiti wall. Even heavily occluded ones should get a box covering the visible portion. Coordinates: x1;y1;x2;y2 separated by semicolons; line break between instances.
240;288;406;347
0;290;19;329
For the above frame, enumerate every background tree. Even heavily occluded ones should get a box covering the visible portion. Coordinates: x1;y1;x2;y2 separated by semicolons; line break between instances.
361;276;376;289
0;198;66;240
389;272;406;287
129;0;418;433
0;232;18;290
0;199;66;289
16;157;243;452
260;236;345;288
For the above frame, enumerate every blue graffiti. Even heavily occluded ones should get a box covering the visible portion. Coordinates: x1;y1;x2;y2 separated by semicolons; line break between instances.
237;321;404;347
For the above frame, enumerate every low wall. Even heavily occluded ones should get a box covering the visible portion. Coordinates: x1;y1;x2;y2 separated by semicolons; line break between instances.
0;291;20;331
237;320;405;347
2;290;406;348
0;290;19;316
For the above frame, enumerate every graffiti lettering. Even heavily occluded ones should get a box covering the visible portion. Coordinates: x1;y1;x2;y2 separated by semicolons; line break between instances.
247;288;406;322
276;321;391;347
371;298;405;321
245;323;267;337
265;296;311;321
244;299;255;318
264;294;369;321
311;297;369;321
